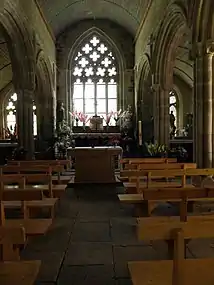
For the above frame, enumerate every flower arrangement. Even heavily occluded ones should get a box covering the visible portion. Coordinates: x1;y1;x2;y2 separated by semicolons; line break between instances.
113;109;125;124
145;141;168;157
70;111;91;125
103;111;114;126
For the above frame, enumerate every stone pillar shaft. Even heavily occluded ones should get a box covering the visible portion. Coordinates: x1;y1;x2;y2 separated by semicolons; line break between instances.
203;52;213;167
16;89;34;159
194;46;214;168
153;84;169;145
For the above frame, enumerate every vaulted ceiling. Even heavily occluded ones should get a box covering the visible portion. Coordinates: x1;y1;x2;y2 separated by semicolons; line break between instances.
0;31;12;97
37;0;147;36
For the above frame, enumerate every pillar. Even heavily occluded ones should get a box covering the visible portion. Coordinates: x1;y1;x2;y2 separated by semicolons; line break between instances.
153;84;170;145
16;89;34;159
37;96;55;145
203;52;213;167
193;42;214;167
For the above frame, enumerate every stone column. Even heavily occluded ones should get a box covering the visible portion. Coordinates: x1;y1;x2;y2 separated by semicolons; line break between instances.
153;84;170;145
16;89;34;159
153;84;160;142
38;96;54;144
193;42;214;167
203;51;213;167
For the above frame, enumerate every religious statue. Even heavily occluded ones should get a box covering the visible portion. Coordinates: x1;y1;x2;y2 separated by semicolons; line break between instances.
184;113;193;138
56;101;65;133
122;105;133;129
170;111;176;138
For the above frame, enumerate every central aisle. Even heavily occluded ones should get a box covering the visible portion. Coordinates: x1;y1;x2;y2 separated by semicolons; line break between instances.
21;185;205;285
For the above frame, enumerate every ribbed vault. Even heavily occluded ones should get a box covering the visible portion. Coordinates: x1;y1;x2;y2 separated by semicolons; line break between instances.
37;0;148;35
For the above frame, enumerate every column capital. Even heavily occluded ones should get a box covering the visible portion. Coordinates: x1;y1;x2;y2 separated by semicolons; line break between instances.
151;84;161;92
205;40;214;55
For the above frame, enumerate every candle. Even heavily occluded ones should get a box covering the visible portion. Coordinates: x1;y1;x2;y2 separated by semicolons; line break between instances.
138;120;142;145
138;121;142;135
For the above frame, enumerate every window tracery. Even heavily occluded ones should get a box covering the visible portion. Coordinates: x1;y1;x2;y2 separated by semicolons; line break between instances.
72;35;118;125
6;93;37;136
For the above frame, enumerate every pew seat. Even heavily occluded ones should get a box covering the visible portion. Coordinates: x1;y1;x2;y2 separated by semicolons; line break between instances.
128;259;214;285
0;260;41;285
52;175;71;184
118;193;214;204
3;198;58;209
5;219;52;236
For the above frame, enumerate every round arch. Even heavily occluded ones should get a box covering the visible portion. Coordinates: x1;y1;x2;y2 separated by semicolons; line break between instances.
66;27;125;124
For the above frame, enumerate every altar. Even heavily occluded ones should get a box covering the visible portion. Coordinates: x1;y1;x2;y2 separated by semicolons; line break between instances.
67;146;122;183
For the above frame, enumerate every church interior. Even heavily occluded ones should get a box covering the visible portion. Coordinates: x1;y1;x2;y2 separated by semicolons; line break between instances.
1;0;214;284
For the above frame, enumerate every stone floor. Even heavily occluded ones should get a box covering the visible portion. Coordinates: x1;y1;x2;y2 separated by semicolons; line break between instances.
20;185;214;285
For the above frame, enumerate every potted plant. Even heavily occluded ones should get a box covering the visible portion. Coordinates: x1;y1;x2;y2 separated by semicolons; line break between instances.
145;141;167;157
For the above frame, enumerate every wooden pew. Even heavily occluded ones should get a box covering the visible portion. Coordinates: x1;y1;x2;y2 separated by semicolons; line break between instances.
1;187;58;219
1;164;71;185
120;157;177;166
7;159;71;170
121;165;197;194
0;173;66;198
0;226;41;285
119;174;214;216
129;223;214;285
0;201;52;236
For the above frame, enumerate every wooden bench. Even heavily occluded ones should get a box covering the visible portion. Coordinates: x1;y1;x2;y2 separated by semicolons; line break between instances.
1;164;71;185
1;188;58;219
120;157;177;166
0;173;66;198
119;163;196;183
7;159;71;170
121;167;211;194
119;178;214;216
0;226;41;285
129;223;214;285
0;201;52;236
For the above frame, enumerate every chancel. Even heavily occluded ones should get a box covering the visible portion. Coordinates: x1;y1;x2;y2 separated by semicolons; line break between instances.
1;1;214;285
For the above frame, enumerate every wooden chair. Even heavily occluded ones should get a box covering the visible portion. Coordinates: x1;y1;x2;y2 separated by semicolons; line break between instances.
0;226;41;285
129;221;214;285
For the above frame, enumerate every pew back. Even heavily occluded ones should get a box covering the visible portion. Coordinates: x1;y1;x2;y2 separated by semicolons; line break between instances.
0;226;25;261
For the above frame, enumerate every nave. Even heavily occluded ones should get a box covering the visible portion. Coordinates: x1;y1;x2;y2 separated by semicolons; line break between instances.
19;184;214;285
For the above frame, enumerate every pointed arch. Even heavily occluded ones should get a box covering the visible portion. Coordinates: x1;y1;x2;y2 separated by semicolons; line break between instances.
137;53;152;121
0;3;35;91
191;0;214;46
152;3;187;89
66;27;125;125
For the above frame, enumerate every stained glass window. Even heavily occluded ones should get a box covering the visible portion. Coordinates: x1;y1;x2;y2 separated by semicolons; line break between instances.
72;35;118;125
6;93;37;136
